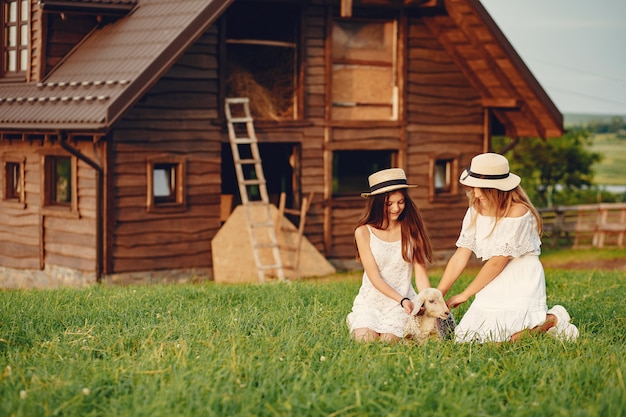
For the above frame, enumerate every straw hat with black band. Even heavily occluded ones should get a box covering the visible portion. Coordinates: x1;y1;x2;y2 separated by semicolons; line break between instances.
459;153;520;191
361;168;417;197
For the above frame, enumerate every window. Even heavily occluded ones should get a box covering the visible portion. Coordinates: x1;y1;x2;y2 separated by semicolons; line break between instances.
331;19;398;121
224;2;299;120
434;159;452;193
332;150;395;196
1;0;29;76
42;154;77;214
429;153;459;202
1;156;24;207
147;157;186;213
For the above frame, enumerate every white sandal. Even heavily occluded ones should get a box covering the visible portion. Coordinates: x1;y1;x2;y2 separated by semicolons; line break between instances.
547;305;579;341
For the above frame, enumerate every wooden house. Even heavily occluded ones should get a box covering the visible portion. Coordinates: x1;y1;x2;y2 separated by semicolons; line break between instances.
0;0;562;287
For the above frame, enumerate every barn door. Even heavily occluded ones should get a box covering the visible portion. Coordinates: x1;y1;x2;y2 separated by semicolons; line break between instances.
221;142;300;214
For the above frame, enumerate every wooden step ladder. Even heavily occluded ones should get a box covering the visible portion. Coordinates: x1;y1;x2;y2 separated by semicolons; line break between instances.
224;97;285;283
275;191;314;279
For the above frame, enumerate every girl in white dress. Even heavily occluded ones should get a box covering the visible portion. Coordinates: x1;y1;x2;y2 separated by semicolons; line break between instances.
438;153;579;343
347;168;433;343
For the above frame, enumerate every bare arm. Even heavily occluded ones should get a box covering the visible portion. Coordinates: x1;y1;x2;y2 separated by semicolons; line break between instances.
437;247;472;296
446;255;511;308
413;262;431;292
355;225;414;314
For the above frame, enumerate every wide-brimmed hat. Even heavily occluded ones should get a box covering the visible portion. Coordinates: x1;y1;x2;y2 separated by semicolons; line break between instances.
361;168;417;197
459;153;520;191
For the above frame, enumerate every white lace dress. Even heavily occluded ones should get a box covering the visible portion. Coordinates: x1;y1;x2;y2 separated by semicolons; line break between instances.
346;226;417;338
454;207;547;343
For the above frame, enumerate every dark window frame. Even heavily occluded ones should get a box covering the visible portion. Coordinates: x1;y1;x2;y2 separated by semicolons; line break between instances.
41;153;79;217
330;17;400;122
1;0;29;79
428;152;461;203
1;155;25;208
146;156;187;213
222;1;302;121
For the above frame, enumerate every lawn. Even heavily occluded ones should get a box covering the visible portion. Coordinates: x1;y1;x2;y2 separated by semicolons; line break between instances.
1;264;625;416
590;134;626;186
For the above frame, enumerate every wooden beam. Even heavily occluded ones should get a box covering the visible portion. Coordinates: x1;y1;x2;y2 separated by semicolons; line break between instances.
482;98;520;108
341;0;352;17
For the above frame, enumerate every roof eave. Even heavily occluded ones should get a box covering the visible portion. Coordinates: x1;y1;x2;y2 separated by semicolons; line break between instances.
0;122;108;133
40;0;137;16
104;0;234;130
470;0;563;135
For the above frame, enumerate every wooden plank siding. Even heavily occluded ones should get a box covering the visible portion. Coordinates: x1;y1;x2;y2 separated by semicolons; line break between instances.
110;30;221;274
0;140;99;272
321;14;485;260
300;5;329;253
405;17;482;253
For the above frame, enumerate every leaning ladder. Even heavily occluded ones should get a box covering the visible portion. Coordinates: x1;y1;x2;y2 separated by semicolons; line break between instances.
224;97;285;282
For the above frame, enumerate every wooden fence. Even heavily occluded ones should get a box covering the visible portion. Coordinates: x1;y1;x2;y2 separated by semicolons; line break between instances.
539;203;626;249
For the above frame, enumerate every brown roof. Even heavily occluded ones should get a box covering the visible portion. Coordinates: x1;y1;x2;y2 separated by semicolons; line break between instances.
0;0;561;139
423;0;563;138
0;0;232;132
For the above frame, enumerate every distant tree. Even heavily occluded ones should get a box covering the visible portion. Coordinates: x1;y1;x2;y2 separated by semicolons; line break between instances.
586;115;626;134
493;130;602;207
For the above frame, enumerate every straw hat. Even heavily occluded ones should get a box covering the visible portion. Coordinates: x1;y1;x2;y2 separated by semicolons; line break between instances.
361;168;417;197
459;153;520;191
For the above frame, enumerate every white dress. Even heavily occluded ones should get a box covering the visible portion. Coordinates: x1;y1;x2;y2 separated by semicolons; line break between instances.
346;226;417;338
454;207;547;343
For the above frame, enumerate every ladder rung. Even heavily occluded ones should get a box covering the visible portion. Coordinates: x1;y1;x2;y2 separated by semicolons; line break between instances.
235;158;261;165
241;179;265;186
253;242;280;249
229;117;253;123
232;138;255;144
225;97;250;104
257;264;282;270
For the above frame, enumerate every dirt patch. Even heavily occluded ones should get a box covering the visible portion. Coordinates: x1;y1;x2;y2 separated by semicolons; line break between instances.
542;257;625;271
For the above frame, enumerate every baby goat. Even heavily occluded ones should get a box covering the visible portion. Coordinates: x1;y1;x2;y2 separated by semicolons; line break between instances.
403;288;452;344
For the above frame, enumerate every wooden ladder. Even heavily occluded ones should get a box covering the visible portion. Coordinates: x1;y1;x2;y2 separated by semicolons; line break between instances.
224;97;285;283
275;191;314;279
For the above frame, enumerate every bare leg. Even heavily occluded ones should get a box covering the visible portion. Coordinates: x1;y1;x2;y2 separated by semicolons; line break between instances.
379;333;401;344
510;314;558;342
351;328;380;342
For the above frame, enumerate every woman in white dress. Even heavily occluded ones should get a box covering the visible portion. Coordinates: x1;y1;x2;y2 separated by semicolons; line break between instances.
438;153;579;343
347;168;433;343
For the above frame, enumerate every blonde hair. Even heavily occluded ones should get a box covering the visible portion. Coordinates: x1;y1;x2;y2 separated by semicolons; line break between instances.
468;185;542;235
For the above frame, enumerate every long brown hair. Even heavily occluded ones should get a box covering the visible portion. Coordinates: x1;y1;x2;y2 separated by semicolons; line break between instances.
468;185;542;235
355;189;433;264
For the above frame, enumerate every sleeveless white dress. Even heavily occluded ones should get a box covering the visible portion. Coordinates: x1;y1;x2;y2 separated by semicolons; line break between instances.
454;207;547;343
346;226;417;338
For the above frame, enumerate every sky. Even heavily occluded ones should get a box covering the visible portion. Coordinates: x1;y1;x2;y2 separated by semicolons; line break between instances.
479;0;626;116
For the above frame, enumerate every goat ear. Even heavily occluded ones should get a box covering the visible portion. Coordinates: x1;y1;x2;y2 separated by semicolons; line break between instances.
411;295;424;315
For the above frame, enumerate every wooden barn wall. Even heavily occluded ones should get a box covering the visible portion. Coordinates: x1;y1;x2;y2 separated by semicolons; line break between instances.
326;13;485;259
0;142;40;269
44;142;98;271
0;141;97;272
110;29;221;274
300;4;327;252
405;17;484;251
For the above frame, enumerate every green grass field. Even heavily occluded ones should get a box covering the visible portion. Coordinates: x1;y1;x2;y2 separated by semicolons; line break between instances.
589;134;626;186
1;262;625;416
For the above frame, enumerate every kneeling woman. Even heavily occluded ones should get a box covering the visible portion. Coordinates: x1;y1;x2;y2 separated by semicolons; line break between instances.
438;153;578;343
347;168;433;343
